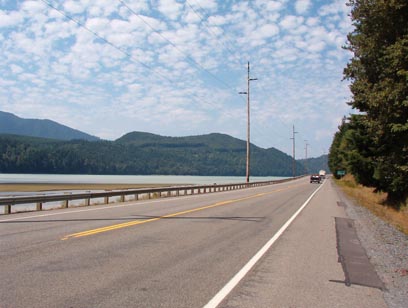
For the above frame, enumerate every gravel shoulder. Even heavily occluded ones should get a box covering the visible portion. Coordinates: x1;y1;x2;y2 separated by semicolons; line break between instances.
334;181;408;308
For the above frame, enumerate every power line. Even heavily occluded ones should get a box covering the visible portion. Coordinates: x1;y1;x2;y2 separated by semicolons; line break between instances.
39;0;173;84
39;0;282;154
117;0;236;91
39;0;239;120
185;0;242;66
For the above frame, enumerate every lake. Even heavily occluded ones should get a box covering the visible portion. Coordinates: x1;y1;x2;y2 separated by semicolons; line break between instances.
0;173;289;214
0;173;288;185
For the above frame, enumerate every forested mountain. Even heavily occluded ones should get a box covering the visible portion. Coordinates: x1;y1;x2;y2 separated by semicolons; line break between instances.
0;111;99;141
298;155;328;174
0;132;306;177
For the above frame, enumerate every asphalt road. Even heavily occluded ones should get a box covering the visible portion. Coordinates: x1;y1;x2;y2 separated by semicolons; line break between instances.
0;177;327;307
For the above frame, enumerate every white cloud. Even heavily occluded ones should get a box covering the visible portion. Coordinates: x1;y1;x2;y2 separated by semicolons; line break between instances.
158;0;183;21
256;24;280;39
0;0;353;156
10;64;24;74
207;15;226;26
0;10;23;27
266;1;284;12
194;0;217;11
21;1;46;13
86;17;110;33
64;1;85;15
295;0;311;15
280;15;304;30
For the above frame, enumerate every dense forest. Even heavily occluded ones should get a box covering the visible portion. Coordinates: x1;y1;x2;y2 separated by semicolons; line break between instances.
298;155;328;174
329;0;407;205
0;132;311;177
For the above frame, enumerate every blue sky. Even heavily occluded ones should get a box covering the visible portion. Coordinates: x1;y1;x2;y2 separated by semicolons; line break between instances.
0;0;353;157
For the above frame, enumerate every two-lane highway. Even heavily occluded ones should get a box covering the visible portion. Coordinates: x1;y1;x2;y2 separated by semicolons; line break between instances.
1;177;320;307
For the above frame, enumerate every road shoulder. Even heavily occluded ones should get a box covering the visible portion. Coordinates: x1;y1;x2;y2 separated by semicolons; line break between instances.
219;179;387;308
335;182;408;308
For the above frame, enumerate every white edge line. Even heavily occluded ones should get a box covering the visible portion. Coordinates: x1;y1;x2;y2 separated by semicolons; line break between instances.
203;181;325;308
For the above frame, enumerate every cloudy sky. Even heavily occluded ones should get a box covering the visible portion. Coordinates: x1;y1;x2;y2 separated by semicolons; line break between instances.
0;0;354;157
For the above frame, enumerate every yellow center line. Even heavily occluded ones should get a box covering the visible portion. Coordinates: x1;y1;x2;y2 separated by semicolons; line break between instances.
61;185;300;240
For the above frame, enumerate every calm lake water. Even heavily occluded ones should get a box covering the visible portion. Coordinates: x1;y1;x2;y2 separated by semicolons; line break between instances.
0;174;289;214
0;174;288;185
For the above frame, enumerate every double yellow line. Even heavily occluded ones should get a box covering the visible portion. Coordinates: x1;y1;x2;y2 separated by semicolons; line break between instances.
61;187;291;240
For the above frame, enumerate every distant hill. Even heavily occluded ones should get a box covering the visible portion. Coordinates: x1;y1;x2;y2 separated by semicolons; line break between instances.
0;111;99;141
0;131;306;177
298;155;329;174
116;131;250;149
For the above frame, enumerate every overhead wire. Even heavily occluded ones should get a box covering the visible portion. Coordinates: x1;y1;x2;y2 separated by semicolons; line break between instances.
117;0;237;91
184;1;298;152
116;0;251;125
184;0;243;66
40;0;245;128
39;0;174;85
40;0;296;153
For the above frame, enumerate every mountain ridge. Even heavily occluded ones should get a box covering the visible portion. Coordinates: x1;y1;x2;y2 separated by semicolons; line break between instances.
0;112;327;176
0;111;99;141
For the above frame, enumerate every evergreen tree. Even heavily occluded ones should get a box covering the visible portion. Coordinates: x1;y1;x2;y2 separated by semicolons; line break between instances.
343;0;408;203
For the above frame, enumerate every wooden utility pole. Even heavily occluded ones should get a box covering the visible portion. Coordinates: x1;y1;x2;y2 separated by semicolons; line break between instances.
304;140;309;174
291;125;298;177
239;62;257;183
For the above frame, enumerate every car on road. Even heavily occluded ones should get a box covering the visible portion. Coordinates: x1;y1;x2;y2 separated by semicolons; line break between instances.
310;174;321;184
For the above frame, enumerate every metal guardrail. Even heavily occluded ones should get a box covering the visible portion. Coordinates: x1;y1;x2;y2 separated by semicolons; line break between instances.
0;177;299;215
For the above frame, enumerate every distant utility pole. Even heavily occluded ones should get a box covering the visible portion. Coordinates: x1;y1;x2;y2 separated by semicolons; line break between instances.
239;61;257;183
290;125;298;177
304;140;309;174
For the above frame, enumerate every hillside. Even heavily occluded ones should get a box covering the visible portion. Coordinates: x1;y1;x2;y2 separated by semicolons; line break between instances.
0;132;306;177
298;155;329;174
0;111;99;141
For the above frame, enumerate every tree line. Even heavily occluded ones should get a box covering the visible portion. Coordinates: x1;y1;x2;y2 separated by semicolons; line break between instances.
0;133;307;177
329;0;407;205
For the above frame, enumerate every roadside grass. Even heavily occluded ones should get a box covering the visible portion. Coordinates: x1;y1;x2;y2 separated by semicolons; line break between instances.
335;174;408;235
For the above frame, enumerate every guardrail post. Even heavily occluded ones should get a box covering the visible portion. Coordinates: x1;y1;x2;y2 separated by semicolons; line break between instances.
0;177;303;215
36;202;43;211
